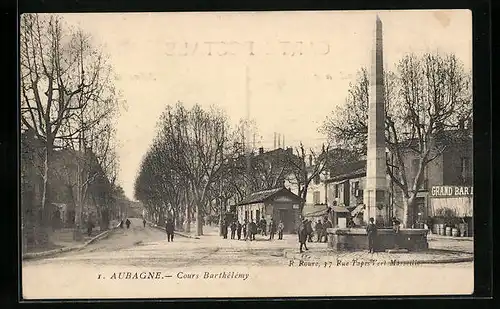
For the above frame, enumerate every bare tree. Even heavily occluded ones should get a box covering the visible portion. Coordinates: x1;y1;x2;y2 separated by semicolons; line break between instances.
282;143;330;212
20;14;121;242
322;52;472;227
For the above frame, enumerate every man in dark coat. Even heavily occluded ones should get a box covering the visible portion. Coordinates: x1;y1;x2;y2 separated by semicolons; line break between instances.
268;218;276;240
143;218;147;228
249;220;257;241
314;220;323;242
322;219;333;242
298;219;309;253
243;220;248;240
305;219;313;242
125;218;131;229
230;221;237;239
366;217;378;253
236;221;242;240
260;217;267;236
87;219;94;237
165;219;175;242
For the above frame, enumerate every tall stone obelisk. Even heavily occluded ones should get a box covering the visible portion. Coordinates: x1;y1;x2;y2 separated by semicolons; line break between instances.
363;15;388;226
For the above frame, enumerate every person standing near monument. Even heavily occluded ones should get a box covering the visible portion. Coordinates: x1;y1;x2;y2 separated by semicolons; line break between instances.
366;217;378;253
315;220;323;242
298;218;309;253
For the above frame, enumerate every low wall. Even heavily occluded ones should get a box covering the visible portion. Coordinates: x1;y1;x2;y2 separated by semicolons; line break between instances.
326;228;429;252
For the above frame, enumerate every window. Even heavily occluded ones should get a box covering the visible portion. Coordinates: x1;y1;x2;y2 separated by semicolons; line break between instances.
461;157;471;183
352;181;359;193
313;191;321;205
334;184;339;198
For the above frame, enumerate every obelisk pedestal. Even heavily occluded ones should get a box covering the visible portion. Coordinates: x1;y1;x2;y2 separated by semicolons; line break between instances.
363;15;389;227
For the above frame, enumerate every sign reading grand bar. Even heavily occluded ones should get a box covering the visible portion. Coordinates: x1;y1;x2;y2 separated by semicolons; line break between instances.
431;186;473;197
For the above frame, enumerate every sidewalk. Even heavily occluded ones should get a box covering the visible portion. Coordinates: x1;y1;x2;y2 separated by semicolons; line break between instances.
427;233;473;241
22;220;121;260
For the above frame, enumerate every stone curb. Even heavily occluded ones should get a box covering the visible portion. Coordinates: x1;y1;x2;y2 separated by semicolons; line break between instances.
282;249;474;265
427;234;473;241
147;221;200;240
22;223;121;261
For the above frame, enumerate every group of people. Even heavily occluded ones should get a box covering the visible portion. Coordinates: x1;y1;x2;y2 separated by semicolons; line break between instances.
119;218;131;229
221;217;286;241
365;216;402;253
297;217;333;253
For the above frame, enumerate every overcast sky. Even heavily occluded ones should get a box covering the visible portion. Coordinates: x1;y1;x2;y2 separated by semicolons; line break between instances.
58;10;472;201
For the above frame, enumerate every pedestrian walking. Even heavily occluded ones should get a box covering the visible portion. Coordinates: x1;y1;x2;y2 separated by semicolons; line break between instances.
298;219;309;253
260;217;267;236
268;218;276;240
87;219;94;237
165;218;175;242
125;218;131;229
277;220;284;240
222;220;229;239
249;220;257;241
322;218;332;242
143;218;147;228
305;219;313;242
236;221;242;240
366;217;378;253
315;220;323;242
243;220;248;240
230;221;237;239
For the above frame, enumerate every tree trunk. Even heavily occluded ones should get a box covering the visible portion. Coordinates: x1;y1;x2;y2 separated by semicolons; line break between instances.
403;195;417;228
218;199;224;236
196;202;203;236
37;141;53;245
185;195;192;233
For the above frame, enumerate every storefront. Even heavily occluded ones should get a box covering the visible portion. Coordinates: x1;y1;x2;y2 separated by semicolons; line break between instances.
429;185;473;237
235;187;304;234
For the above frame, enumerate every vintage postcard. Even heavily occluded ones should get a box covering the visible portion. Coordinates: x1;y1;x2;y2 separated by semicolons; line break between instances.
20;10;473;299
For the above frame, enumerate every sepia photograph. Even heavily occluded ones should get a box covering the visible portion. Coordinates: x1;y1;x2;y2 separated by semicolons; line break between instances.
20;10;474;299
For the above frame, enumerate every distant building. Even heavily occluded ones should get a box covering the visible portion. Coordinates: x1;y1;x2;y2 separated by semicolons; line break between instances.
234;187;304;233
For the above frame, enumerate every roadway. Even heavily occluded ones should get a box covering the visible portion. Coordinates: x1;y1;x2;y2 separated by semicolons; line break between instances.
22;218;474;299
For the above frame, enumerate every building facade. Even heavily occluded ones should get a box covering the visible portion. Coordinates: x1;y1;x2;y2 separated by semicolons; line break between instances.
235;187;304;233
324;129;473;228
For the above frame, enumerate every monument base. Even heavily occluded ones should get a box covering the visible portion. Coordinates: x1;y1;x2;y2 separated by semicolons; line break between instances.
326;228;429;252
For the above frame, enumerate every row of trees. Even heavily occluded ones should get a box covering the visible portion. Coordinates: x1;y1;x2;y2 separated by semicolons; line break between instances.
321;52;472;226
134;102;335;236
20;14;124;243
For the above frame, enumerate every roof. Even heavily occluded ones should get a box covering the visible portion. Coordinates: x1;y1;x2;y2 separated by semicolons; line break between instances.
302;204;329;217
325;160;367;183
236;187;304;206
331;206;350;213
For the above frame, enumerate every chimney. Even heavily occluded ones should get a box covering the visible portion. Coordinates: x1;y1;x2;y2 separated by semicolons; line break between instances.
283;135;285;148
277;133;281;148
259;147;264;155
274;132;277;149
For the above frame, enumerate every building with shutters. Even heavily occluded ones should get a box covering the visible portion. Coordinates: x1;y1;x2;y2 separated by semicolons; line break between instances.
324;129;472;229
